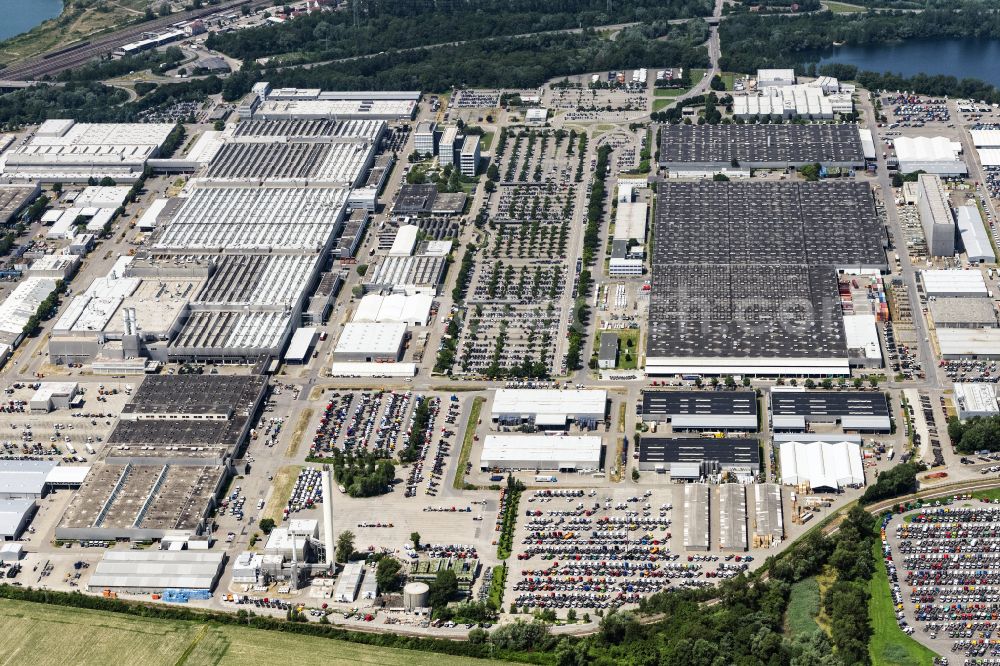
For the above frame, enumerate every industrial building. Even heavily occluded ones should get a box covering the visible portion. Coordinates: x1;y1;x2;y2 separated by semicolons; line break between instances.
954;382;999;420
894;136;967;176
199;140;376;187
57;463;227;541
352;293;433;326
0;184;40;225
0;276;59;350
954;383;999;420
613;196;647;244
525;108;548;124
637;437;759;481
334;561;366;602
770;389;891;432
87;551;225;593
921;270;989;298
718;484;748;552
916;174;956;256
752;483;784;547
246;85;418;121
55;376;265;541
937;328;1000;360
0;459;59;499
491;389;606;429
1;120;174;183
779;440;865;492
641;391;758;431
658;124;865;172
757;69;796;87
284;327;318;364
929;297;997;329
682;484;710;551
646;181;885;377
29;382;80;412
956;205;995;263
333;322;407;363
733;85;853;120
0;499;36;541
843;314;883;368
479;435;602;472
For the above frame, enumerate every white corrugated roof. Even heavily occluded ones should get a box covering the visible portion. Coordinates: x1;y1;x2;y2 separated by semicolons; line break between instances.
843;314;881;360
921;270;988;296
492;389;607;419
481;435;602;464
334;322;406;355
779;441;864;490
895;136;963;162
956;206;996;262
284;327;317;362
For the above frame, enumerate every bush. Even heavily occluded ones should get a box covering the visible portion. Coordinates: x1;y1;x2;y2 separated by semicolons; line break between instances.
860;461;924;505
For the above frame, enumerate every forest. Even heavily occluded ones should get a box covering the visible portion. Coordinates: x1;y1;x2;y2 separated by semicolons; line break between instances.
207;0;712;63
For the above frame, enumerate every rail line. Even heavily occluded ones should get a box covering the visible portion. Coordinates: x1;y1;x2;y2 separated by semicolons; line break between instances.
0;0;270;80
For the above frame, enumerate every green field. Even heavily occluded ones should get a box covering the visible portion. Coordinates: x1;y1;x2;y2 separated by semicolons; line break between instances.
454;396;485;489
868;543;937;666
480;132;495;151
0;598;501;666
785;577;822;637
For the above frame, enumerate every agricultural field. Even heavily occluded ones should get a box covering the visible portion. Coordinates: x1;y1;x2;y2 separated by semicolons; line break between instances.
0;598;502;666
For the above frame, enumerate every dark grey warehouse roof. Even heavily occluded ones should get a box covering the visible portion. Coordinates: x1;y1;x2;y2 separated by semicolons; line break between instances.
770;391;889;417
639;437;760;466
658;123;865;166
394;183;438;214
646;181;886;360
642;391;758;417
122;375;266;418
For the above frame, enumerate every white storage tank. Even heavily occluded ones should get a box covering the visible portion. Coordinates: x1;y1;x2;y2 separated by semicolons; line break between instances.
403;581;430;610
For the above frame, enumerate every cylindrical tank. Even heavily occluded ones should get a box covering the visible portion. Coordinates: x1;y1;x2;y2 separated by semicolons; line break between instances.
403;582;430;610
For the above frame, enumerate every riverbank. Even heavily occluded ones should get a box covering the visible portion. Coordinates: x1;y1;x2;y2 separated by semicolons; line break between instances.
0;0;151;69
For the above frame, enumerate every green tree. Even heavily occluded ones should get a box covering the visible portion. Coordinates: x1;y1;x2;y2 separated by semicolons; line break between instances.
258;517;275;534
375;557;404;592
428;568;458;609
336;530;355;563
410;531;421;550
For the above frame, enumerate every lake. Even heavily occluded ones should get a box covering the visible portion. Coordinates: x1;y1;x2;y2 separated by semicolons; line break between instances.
811;38;1000;89
0;0;63;42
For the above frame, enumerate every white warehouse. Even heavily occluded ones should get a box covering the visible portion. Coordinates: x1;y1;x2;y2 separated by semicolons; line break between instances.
779;440;864;492
491;389;607;429
479;435;603;472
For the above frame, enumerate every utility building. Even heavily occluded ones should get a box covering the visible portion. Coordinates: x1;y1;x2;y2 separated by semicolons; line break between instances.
917;174;956;256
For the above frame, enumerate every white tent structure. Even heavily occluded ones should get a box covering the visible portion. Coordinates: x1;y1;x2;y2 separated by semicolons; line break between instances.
779;441;864;492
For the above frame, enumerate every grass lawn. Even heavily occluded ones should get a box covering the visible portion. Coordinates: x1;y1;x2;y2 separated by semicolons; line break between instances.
785;577;822;637
652;98;675;112
454;396;485;489
0;598;499;665
616;328;641;370
480;131;495;151
654;88;687;98
262;464;302;522
825;0;866;12
720;72;737;91
868;542;938;666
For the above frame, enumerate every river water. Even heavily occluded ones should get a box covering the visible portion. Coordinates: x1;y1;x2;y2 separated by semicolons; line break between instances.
0;0;63;42
811;38;1000;89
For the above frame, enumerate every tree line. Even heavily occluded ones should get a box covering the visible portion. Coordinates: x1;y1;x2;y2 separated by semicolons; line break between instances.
207;0;712;63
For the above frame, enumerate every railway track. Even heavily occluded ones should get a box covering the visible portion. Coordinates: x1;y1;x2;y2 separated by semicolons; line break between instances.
0;0;269;81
